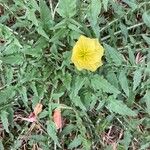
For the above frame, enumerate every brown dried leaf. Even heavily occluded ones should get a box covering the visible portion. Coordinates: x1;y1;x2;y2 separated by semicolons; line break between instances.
53;109;62;130
33;103;43;116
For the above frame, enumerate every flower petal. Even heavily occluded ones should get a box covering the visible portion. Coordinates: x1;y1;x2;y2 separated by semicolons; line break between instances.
71;35;104;71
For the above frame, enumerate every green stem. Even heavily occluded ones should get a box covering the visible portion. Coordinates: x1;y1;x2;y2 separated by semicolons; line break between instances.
101;22;144;42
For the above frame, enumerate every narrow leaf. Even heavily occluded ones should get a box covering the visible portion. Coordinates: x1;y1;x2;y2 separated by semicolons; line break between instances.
119;70;129;97
1;110;9;133
142;11;150;28
91;75;120;96
133;69;142;91
107;98;137;116
68;136;82;149
104;44;123;65
47;121;61;147
143;90;150;115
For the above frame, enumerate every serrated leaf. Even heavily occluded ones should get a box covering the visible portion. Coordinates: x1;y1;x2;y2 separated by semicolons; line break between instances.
142;34;150;45
104;44;123;65
6;67;13;85
47;121;60;147
143;90;150;115
128;46;135;65
120;23;128;40
91;75;120;96
57;0;77;18
61;73;72;91
142;11;150;28
121;131;132;150
70;76;86;98
88;0;101;25
88;0;101;38
21;86;28;106
119;70;129;97
1;110;9;133
39;0;53;29
3;44;20;55
0;86;15;104
61;124;76;135
68;136;82;149
107;98;137;116
37;26;49;40
133;69;142;91
1;54;24;65
106;71;119;89
71;95;86;111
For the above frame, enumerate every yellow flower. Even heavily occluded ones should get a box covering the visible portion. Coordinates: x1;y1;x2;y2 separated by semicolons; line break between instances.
71;35;104;72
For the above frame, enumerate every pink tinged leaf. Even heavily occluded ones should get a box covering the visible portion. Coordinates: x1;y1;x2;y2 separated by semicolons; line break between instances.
53;109;62;130
135;52;144;64
22;112;36;122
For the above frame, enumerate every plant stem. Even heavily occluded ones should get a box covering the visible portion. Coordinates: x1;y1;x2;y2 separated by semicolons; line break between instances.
101;22;144;42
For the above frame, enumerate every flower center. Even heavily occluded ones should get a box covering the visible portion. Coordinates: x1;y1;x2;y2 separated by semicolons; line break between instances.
80;51;88;59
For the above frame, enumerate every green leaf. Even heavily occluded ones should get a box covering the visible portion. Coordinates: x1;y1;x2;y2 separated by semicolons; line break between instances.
68;136;82;149
119;70;129;97
70;76;86;98
3;43;20;55
37;26;49;40
91;75;120;96
26;9;38;26
128;46;135;65
50;28;67;42
0;86;15;105
142;34;150;45
120;23;128;41
61;73;72;91
88;0;101;25
5;67;13;85
71;95;86;111
88;0;101;37
106;71;119;89
140;143;150;150
143;90;150;115
102;0;109;11
104;44;123;65
52;92;64;100
20;86;28;107
0;140;4;150
122;0;138;10
57;0;77;18
121;131;132;150
1;54;24;65
47;121;60;147
133;69;142;91
107;97;137;116
39;0;53;29
0;110;9;133
142;11;150;28
61;124;76;135
68;23;83;34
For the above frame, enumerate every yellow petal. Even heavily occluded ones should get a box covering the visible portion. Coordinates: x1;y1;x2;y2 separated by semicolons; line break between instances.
71;35;104;72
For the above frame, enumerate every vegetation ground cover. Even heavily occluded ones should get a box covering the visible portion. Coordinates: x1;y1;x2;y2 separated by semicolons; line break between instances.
0;0;150;149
